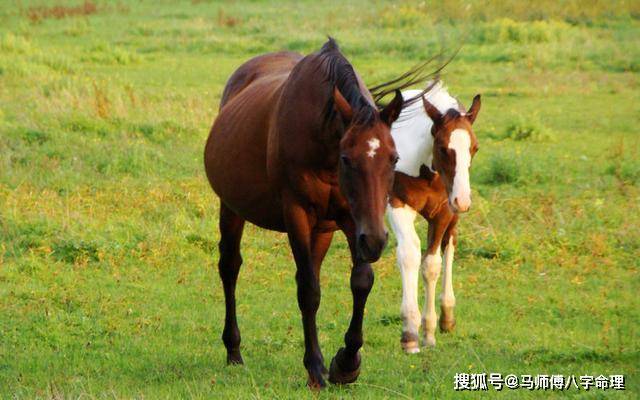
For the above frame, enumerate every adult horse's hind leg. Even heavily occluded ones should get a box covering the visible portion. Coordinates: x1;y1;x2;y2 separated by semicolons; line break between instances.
439;220;458;333
218;203;246;365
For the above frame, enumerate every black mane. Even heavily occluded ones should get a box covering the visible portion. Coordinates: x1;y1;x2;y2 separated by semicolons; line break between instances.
316;38;377;126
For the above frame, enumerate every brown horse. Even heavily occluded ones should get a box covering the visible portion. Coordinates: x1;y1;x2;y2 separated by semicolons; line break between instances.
204;39;403;388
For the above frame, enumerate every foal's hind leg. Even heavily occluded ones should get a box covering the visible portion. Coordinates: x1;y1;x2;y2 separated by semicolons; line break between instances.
439;220;458;333
218;203;246;365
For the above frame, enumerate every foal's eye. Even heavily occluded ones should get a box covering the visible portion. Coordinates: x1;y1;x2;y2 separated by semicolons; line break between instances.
391;155;399;165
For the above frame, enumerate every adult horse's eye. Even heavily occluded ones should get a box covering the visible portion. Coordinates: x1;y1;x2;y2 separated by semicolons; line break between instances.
391;155;399;165
341;155;353;168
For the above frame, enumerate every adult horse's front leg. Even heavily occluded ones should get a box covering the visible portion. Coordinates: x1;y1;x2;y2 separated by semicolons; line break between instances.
329;220;373;385
283;196;327;388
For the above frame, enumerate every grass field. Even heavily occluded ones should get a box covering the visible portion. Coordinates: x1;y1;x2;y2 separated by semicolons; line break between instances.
1;0;639;398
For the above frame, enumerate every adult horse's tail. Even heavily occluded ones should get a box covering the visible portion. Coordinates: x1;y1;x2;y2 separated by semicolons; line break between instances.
369;45;462;109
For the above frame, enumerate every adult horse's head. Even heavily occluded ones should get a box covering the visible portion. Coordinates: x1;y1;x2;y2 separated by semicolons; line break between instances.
423;95;481;213
334;88;403;262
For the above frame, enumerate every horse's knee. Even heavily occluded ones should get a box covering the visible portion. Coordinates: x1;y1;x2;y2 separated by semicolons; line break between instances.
422;254;441;282
351;263;374;296
397;242;420;271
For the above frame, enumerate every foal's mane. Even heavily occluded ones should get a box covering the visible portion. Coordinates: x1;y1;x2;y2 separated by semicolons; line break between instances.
315;38;377;127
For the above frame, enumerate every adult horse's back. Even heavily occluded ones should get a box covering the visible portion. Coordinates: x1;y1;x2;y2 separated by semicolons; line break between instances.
204;39;403;388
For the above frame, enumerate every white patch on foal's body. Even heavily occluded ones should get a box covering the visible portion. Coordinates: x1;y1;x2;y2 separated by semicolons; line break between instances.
366;138;380;158
448;129;472;211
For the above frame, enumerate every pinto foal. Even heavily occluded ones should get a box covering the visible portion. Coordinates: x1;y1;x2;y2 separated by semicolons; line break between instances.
386;82;481;353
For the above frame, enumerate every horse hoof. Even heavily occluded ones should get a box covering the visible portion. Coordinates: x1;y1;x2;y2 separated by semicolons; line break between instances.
401;331;420;354
439;316;456;333
328;348;361;385
423;335;436;348
226;350;244;365
403;345;420;354
307;375;327;390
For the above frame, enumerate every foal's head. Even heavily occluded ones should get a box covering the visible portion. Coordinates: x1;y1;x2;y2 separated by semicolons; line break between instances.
335;88;403;262
423;95;481;213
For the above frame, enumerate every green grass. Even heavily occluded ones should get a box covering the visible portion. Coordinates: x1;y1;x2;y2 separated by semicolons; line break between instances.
1;0;639;398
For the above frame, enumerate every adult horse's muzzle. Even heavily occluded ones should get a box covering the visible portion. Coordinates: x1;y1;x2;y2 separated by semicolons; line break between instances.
356;230;388;263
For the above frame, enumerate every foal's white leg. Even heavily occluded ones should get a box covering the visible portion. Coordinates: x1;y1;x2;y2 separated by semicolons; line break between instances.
439;236;456;332
421;246;442;347
387;205;421;353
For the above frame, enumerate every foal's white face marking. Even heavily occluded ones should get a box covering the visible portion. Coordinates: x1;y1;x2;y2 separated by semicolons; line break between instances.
367;138;380;158
448;129;472;212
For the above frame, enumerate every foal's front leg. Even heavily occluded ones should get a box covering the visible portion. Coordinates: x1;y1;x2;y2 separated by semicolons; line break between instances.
328;219;374;385
283;196;327;388
387;205;421;353
439;224;457;333
421;219;448;347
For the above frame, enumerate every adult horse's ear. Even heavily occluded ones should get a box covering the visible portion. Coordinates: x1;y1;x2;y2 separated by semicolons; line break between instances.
333;87;353;121
467;94;481;124
380;90;403;126
422;97;442;124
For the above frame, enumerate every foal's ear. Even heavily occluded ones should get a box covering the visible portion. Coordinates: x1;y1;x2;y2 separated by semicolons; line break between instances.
380;90;403;126
467;94;481;124
333;87;353;121
422;97;442;123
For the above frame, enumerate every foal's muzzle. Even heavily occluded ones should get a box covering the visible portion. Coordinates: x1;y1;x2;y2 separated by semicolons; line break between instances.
449;195;471;213
357;231;388;263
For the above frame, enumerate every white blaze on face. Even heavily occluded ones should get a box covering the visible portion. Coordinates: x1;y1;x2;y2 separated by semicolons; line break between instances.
448;129;472;212
367;138;380;158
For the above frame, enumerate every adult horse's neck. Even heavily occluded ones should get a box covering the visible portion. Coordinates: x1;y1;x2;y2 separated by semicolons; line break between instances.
391;83;460;178
269;39;377;173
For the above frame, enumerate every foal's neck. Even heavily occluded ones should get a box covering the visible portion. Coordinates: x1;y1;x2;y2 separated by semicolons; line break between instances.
391;94;435;177
392;84;461;178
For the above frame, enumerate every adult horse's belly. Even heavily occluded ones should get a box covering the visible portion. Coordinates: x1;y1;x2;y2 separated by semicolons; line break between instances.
205;76;287;231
